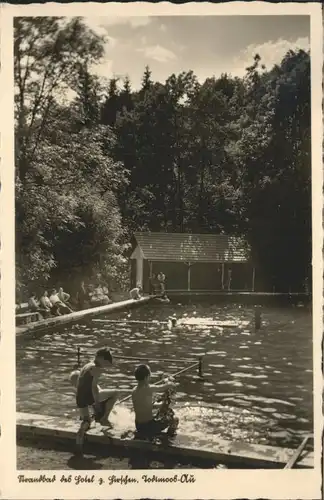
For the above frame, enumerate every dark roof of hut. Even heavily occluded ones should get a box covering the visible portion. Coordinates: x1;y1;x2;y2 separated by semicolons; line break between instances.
132;232;249;263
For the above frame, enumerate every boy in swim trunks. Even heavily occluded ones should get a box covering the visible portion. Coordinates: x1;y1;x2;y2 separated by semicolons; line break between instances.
70;347;118;452
132;364;179;438
74;347;118;425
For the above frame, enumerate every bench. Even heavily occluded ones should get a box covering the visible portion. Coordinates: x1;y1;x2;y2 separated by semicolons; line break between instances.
16;311;41;326
16;302;29;313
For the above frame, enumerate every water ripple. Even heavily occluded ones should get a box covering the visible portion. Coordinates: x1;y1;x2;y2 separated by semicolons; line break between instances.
16;304;313;448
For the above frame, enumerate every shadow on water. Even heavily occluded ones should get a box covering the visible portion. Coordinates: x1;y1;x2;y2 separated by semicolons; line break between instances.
16;303;313;448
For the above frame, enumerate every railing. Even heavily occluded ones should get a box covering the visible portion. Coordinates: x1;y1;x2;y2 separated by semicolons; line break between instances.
16;345;205;378
118;360;202;405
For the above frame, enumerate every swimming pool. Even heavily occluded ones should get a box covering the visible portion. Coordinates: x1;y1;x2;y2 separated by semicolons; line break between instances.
16;302;313;448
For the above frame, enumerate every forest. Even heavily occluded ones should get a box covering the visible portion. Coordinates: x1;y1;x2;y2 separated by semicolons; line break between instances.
14;17;311;297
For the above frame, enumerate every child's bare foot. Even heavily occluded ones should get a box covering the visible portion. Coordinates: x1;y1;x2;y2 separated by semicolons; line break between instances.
75;429;85;455
167;417;179;436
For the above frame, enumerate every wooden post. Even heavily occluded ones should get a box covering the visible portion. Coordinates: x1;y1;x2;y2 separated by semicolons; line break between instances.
221;263;225;290
254;308;261;331
252;267;255;292
198;356;203;377
77;347;81;367
148;260;153;294
188;262;191;291
136;258;143;287
228;268;232;291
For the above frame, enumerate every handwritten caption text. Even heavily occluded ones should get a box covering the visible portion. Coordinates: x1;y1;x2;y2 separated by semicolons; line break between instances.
18;473;196;486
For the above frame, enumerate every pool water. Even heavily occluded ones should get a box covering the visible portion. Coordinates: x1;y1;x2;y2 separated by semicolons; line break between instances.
16;303;313;448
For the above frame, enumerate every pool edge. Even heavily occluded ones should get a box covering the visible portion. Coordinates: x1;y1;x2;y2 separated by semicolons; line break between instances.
16;296;152;338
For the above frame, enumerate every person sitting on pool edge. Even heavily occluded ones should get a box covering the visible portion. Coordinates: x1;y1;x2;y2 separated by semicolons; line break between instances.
132;364;179;438
129;285;142;300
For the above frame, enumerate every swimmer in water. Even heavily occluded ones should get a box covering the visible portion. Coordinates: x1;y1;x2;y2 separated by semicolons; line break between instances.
167;316;178;330
167;316;185;332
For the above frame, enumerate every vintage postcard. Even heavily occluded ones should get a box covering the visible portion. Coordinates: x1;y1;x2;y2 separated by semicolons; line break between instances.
0;1;322;499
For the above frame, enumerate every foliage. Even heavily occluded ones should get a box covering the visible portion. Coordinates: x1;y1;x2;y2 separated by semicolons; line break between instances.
229;51;311;290
15;17;311;294
15;17;128;294
109;53;310;291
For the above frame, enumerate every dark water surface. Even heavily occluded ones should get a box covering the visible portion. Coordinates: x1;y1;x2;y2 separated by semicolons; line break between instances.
16;303;313;448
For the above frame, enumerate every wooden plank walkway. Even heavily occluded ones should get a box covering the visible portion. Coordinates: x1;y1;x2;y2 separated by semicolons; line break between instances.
17;410;313;469
16;297;151;337
92;318;242;328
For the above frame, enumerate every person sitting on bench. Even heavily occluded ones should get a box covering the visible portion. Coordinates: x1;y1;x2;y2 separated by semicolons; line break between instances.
58;287;73;309
132;364;179;438
49;288;73;315
28;293;51;319
39;290;60;316
89;284;111;306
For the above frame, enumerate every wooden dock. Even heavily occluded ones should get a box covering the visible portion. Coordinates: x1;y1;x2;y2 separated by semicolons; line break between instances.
92;318;242;328
166;291;311;305
17;409;313;469
16;297;151;337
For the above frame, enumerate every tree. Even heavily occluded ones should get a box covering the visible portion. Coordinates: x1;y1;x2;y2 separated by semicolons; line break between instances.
74;63;102;127
101;77;120;127
14;17;105;181
15;17;128;294
140;65;153;93
15;20;311;295
228;50;311;291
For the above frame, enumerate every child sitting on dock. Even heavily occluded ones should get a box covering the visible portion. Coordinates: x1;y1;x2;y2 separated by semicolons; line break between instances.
129;285;142;300
132;364;179;438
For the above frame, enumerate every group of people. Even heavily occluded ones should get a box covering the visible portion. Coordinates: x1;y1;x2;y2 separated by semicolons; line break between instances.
28;288;73;319
82;282;111;308
24;271;168;321
129;271;168;302
70;347;179;453
23;281;113;321
149;272;166;296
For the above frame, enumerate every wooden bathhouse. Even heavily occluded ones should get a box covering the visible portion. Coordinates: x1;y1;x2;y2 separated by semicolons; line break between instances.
130;232;255;294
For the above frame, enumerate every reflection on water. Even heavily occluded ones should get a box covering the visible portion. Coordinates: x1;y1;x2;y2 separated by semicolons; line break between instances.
16;304;313;447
